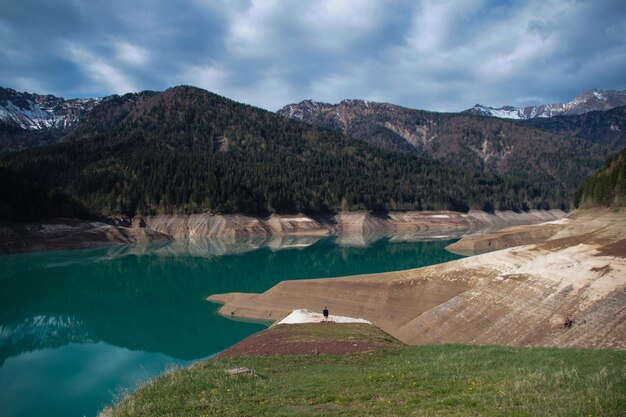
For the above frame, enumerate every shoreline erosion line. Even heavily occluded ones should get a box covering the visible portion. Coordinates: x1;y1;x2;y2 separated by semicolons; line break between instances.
208;208;626;350
0;209;564;254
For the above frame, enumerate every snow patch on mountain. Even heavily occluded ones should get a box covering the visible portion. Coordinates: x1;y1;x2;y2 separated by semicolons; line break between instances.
464;88;626;120
0;87;101;130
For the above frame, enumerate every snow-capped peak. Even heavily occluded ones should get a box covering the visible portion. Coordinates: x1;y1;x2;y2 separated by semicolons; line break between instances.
464;88;626;120
593;91;606;100
0;87;101;130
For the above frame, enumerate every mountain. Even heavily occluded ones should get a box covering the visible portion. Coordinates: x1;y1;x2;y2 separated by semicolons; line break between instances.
0;87;101;154
0;86;100;130
573;146;626;208
277;99;610;197
463;88;626;120
0;86;567;219
520;106;626;151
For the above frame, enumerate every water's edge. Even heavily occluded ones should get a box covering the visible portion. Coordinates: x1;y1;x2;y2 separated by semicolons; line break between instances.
1;209;565;255
0;236;465;417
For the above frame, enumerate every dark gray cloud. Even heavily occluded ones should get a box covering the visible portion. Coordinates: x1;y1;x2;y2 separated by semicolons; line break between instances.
1;0;624;111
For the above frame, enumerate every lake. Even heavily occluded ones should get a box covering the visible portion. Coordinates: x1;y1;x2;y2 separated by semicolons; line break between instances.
0;235;463;417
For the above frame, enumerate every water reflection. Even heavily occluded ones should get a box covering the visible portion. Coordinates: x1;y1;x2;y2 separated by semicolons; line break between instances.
0;234;463;416
0;235;463;360
1;343;184;417
151;235;324;257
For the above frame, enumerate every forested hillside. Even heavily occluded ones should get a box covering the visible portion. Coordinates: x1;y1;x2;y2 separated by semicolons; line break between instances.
520;106;626;151
573;147;626;208
278;100;611;196
0;86;567;219
0;166;88;219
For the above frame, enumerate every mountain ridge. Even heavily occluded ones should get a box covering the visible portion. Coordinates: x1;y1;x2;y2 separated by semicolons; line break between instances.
277;98;610;198
520;106;626;151
463;88;626;120
2;84;621;219
0;86;100;130
2;85;564;219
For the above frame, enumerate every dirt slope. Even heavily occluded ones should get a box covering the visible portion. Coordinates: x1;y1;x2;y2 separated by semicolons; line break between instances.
446;219;569;255
145;210;564;240
209;209;626;350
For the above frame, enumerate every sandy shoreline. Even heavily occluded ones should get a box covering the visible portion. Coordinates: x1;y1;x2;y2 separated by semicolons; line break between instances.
208;208;626;350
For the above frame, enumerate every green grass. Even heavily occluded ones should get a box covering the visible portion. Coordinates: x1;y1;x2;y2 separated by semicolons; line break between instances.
104;344;625;417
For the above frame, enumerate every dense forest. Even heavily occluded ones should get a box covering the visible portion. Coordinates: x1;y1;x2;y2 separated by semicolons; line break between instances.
0;166;88;219
1;86;568;220
573;147;626;208
278;100;612;196
520;106;626;151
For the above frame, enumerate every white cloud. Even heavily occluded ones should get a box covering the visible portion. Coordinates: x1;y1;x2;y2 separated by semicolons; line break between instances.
64;42;138;94
300;0;387;52
1;0;624;110
404;0;483;53
115;41;150;66
8;76;49;95
224;0;284;58
232;74;295;110
223;0;387;59
308;61;387;104
178;63;228;94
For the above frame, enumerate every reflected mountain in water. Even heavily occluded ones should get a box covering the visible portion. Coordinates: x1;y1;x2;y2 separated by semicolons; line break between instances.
0;235;463;363
151;235;324;257
0;315;89;366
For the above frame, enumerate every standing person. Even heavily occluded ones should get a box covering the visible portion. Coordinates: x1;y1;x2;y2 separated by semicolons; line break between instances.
323;306;329;322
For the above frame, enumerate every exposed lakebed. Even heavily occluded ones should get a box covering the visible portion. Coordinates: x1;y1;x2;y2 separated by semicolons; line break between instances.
0;235;463;416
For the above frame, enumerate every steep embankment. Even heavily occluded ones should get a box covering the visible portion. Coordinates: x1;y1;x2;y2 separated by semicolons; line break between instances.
144;209;563;239
0;219;170;254
209;209;626;350
0;209;563;254
445;218;570;255
142;213;333;239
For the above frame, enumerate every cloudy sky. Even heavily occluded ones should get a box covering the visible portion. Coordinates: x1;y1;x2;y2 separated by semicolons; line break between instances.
1;0;625;111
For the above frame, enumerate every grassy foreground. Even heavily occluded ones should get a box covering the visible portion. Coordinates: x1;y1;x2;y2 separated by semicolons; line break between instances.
104;343;625;417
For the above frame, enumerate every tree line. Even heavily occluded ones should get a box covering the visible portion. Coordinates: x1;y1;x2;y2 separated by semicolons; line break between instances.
0;86;568;220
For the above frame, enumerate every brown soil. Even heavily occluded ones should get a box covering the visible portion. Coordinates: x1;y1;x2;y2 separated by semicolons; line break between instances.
215;323;403;359
596;238;626;258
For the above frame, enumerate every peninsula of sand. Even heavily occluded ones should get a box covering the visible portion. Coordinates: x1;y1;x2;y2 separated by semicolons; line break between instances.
209;208;626;350
0;209;563;254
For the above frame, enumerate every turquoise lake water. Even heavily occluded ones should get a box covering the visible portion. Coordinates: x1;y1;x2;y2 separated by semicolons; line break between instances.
0;236;463;417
